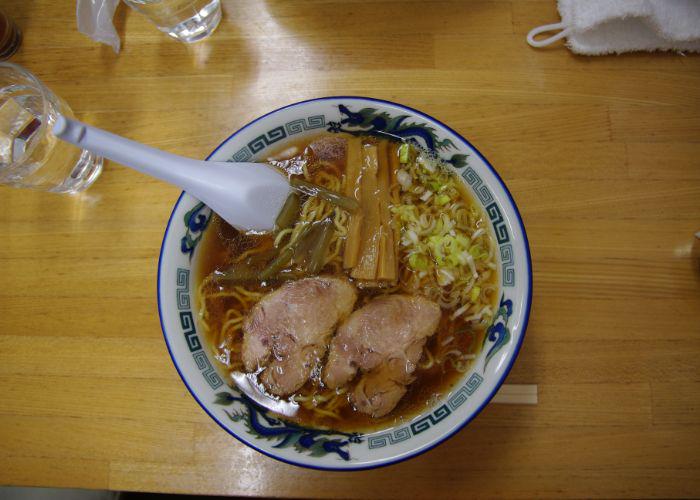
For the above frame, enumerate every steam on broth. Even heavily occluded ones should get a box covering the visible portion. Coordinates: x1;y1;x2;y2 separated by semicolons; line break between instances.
196;133;498;432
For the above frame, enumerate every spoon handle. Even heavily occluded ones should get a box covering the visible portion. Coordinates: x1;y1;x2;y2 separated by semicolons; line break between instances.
52;115;291;231
53;114;201;188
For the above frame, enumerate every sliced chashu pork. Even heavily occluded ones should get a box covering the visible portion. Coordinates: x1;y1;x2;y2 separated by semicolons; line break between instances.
242;276;356;396
322;294;441;417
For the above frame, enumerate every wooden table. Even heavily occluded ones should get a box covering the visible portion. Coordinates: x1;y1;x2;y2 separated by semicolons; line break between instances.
1;1;699;497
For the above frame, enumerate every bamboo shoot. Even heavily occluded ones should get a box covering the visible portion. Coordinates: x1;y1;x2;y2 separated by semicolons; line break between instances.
376;141;398;282
351;144;381;281
343;137;363;269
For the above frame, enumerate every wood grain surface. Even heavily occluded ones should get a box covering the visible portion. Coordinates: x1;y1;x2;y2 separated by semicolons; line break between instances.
1;1;699;498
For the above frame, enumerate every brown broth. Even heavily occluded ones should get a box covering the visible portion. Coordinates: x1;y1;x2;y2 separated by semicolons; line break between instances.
195;133;497;433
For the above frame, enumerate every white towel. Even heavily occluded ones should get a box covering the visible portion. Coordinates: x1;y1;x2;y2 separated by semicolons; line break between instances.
527;0;700;55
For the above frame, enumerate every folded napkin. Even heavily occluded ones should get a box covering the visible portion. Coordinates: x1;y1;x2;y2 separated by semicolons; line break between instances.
527;0;700;54
76;0;122;53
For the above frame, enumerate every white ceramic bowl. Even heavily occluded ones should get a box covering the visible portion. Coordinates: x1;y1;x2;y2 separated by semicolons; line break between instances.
158;97;532;470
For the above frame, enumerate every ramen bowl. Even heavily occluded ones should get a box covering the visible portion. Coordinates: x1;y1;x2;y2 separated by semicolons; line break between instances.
157;96;532;470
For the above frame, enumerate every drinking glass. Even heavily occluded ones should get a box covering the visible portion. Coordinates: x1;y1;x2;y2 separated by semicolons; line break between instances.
0;62;102;193
124;0;222;43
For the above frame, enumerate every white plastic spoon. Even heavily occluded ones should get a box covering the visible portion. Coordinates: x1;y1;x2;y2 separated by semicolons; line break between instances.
230;371;299;417
52;115;291;231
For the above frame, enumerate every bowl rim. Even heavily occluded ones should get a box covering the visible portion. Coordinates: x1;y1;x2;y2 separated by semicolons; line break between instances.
157;96;533;471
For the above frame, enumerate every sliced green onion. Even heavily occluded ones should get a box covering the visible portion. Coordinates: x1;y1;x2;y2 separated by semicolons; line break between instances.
470;286;481;302
455;234;471;248
468;244;488;260
398;143;410;163
429;180;443;192
408;253;430;271
435;194;450;206
427;235;446;265
391;204;418;224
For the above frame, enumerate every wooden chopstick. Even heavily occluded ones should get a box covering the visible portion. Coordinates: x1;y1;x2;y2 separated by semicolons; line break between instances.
491;384;538;405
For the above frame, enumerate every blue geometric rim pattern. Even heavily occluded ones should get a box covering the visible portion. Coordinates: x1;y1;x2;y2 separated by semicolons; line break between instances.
461;167;515;287
230;115;326;162
176;268;224;389
157;96;532;472
368;373;484;449
175;268;223;390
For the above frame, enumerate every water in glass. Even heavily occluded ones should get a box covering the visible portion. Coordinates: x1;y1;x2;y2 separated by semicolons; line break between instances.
125;0;222;43
0;63;102;193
